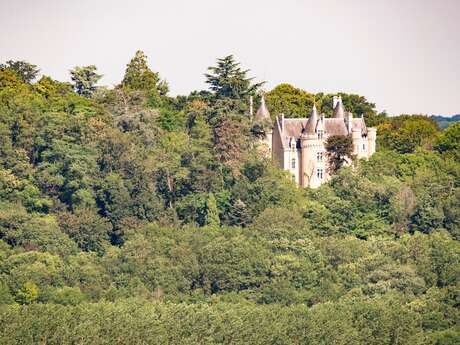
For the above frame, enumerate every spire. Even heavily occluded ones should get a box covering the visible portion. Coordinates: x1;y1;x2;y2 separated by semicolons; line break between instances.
255;95;270;120
304;103;319;134
332;96;345;118
312;102;318;116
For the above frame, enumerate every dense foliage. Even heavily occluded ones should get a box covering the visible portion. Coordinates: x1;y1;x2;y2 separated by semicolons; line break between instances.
324;135;353;173
0;54;459;344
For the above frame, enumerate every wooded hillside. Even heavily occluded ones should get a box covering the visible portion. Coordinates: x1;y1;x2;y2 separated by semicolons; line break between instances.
0;54;459;345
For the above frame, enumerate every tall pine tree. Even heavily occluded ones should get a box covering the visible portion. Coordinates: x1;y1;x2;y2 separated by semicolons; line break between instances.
205;55;263;99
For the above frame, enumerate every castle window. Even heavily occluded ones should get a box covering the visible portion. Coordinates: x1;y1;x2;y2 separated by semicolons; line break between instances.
362;143;366;151
291;158;296;169
317;152;323;162
317;130;324;139
317;168;323;180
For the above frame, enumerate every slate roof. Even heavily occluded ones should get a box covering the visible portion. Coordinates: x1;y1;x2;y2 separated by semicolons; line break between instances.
275;97;371;148
324;118;348;136
283;118;307;137
283;117;349;137
278;116;353;148
352;117;368;135
304;105;319;134
255;96;270;120
332;101;345;118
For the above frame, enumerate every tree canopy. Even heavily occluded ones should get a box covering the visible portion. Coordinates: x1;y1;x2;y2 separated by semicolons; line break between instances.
0;60;40;83
205;55;264;99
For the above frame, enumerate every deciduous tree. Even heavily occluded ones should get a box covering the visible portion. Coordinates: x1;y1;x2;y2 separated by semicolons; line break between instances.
0;60;39;83
325;135;353;174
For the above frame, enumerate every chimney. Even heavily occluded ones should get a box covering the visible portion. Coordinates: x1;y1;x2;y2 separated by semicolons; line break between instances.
347;112;353;133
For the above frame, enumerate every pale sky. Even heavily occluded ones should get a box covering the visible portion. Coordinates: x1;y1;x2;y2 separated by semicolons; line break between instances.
1;0;459;116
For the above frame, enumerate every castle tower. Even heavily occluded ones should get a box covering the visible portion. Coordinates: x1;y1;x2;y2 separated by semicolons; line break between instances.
255;95;273;156
351;127;362;156
300;104;320;188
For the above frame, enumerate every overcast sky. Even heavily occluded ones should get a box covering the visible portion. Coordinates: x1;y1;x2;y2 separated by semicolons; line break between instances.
1;0;459;115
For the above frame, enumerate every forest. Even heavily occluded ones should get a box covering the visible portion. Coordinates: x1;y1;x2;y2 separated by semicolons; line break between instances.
0;52;459;345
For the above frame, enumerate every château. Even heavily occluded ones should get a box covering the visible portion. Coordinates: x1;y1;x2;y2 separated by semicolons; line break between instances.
256;95;377;188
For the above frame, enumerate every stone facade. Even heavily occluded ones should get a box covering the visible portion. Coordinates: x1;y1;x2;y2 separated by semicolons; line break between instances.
255;95;377;188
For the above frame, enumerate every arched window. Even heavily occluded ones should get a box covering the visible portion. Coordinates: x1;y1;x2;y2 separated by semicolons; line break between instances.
291;158;296;169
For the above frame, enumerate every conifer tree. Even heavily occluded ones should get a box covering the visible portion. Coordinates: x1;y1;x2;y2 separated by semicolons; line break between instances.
205;55;263;99
122;50;162;92
70;65;102;97
228;199;251;227
205;193;220;227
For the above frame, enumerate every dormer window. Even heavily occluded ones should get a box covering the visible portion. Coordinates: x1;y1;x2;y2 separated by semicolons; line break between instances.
317;130;324;139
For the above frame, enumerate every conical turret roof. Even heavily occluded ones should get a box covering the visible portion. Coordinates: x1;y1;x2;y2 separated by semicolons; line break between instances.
332;97;345;118
255;95;270;120
304;104;319;134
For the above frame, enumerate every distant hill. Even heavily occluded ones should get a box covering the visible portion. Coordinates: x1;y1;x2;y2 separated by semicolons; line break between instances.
430;114;460;129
